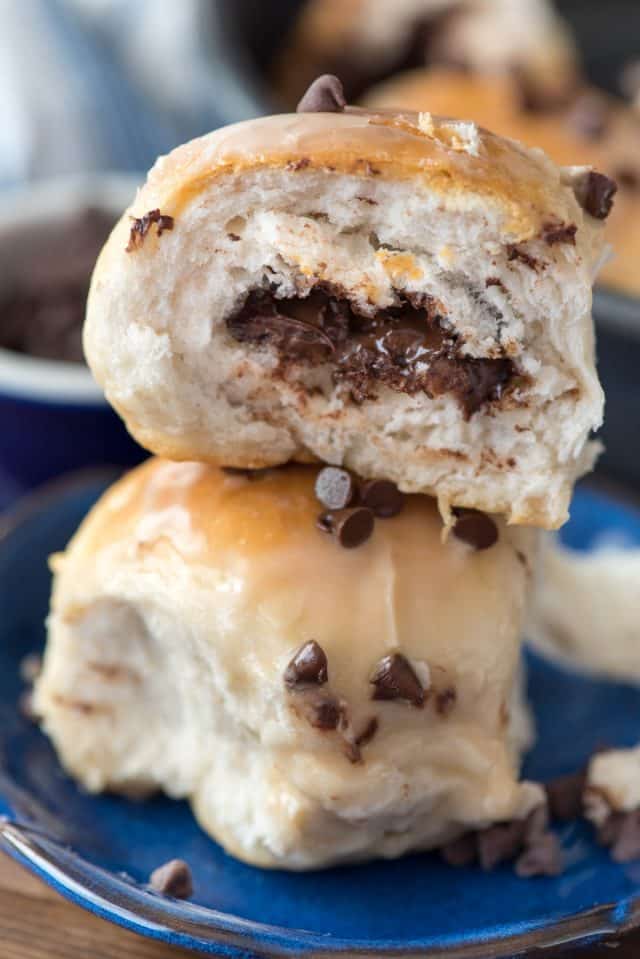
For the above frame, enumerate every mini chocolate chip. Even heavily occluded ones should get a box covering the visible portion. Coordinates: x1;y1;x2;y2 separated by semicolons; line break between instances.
542;221;577;246
545;769;587;821
284;640;329;689
615;166;640;191
126;208;174;252
524;804;550;842
507;245;540;270
354;716;379;748
573;171;618;220
149;859;193;899
317;507;374;549
477;820;526;871
435;686;457;716
597;811;625;848
610;810;640;863
315;466;356;510
440;833;477;867
370;653;425;708
297;75;346;114
295;688;343;730
620;59;640;100
359;479;405;518
19;653;42;684
568;93;610;141
452;509;498;551
515;832;563;877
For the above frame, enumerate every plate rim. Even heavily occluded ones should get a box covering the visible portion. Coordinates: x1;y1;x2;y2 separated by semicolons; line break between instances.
1;470;639;957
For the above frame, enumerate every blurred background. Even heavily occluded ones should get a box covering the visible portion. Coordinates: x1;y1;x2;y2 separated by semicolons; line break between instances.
1;0;639;510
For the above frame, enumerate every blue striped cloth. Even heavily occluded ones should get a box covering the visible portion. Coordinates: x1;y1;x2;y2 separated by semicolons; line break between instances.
0;0;262;188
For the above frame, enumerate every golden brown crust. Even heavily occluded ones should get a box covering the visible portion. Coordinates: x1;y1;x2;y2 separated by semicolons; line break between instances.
123;110;580;245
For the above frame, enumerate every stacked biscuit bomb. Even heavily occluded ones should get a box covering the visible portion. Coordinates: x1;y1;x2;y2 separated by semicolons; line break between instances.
33;72;625;879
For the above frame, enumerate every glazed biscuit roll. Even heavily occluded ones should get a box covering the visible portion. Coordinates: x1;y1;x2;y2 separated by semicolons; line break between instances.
85;104;606;528
36;459;541;870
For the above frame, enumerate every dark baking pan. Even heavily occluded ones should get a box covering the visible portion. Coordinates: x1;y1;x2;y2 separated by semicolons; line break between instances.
214;0;640;490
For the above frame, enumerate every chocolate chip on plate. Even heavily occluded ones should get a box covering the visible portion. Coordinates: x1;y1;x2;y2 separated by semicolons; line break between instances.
297;74;346;114
317;507;374;548
515;831;563;877
609;810;640;863
359;479;405;518
315;466;356;510
545;768;587;821
149;859;193;899
370;653;426;708
452;509;498;550
440;832;477;868
284;640;329;689
573;170;618;220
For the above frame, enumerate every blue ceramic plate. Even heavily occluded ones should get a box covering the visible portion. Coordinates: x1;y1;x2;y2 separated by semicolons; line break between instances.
2;475;640;957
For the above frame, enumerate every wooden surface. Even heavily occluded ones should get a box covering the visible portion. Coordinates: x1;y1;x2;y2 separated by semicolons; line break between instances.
0;847;639;958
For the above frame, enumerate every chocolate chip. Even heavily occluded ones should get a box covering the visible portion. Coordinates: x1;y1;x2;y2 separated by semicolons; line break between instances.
359;480;405;518
315;467;356;510
149;859;193;899
354;716;379;748
542;221;577;246
598;811;626;848
342;716;379;764
615;166;640;191
452;509;498;551
317;507;374;549
545;769;587;821
284;640;328;689
507;246;540;270
477;820;526;871
440;833;477;867
620;60;640;101
568;93;610;141
515;831;563;877
573;171;618;220
370;653;425;708
435;686;457;716
296;75;346;114
126;209;174;252
19;653;42;684
294;688;344;730
524;804;550;842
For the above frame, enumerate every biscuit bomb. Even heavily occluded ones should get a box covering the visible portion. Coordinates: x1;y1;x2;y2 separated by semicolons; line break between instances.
35;459;543;870
85;81;606;530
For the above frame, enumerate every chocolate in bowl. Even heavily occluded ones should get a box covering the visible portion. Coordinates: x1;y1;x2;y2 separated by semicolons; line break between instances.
0;207;115;365
0;174;144;493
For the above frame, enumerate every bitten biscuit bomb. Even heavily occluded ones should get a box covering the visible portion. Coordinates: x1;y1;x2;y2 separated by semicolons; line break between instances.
85;85;605;529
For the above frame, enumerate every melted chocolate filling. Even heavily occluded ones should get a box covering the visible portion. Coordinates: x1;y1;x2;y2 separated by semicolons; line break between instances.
226;288;515;418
